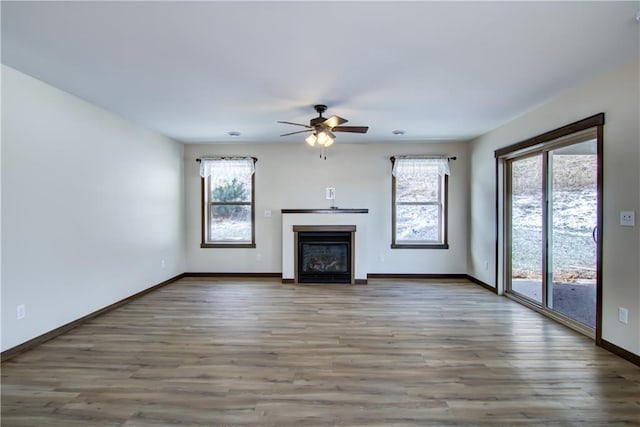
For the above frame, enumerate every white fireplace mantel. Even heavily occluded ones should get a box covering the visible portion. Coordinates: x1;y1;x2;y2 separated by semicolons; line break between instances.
281;209;369;283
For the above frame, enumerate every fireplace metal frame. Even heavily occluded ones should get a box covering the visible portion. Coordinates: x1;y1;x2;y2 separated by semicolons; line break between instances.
293;225;356;284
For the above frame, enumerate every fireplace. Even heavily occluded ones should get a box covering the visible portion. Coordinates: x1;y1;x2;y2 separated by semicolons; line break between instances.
294;225;355;284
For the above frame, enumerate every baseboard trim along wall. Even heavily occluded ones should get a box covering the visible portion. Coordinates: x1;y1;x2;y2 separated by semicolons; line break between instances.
465;275;498;294
183;272;282;278
368;273;468;280
599;339;640;367
1;273;186;362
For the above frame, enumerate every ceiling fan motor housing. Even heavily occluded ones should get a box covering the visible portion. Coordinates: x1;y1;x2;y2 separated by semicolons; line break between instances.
310;117;326;127
310;104;328;127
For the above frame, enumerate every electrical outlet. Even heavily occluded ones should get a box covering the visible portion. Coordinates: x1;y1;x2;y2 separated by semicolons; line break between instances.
161;259;166;269
256;253;262;262
264;209;272;218
16;304;26;320
379;254;385;263
620;211;635;227
618;307;628;324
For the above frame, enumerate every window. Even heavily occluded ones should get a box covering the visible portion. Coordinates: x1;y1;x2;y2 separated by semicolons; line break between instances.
200;157;256;248
391;157;449;249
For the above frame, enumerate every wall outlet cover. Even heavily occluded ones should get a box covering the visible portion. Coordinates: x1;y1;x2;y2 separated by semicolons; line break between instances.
16;304;26;320
620;211;635;227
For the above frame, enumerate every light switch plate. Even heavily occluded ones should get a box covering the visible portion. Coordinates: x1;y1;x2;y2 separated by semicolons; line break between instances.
618;307;629;324
620;211;635;227
326;187;335;200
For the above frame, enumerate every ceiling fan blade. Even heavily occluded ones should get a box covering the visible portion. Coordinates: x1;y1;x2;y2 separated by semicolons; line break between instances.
323;115;348;128
277;121;312;128
332;126;369;134
280;129;313;137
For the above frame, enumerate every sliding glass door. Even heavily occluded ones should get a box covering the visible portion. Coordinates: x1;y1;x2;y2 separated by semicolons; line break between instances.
505;130;600;332
547;140;598;328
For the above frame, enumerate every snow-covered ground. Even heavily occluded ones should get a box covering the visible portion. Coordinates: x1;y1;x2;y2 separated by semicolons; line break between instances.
396;205;439;241
512;189;597;281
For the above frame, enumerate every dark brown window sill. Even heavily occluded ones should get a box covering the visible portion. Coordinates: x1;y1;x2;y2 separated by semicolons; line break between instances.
201;243;256;249
391;243;449;250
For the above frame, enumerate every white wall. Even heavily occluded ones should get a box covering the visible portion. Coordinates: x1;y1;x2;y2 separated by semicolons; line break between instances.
1;66;185;352
184;142;469;275
468;59;640;355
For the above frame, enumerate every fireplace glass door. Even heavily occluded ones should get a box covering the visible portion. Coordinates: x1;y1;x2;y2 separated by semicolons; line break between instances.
297;231;352;283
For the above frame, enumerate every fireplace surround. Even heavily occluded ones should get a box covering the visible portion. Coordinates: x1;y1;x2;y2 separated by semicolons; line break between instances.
281;209;368;284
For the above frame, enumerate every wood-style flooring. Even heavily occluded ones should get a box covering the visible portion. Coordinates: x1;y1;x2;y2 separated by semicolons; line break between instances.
2;278;639;426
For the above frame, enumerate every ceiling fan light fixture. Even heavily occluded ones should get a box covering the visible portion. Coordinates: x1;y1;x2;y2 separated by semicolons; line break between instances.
316;131;333;146
305;133;317;146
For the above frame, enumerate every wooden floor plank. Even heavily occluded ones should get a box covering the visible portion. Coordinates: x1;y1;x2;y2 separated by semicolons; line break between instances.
2;278;639;425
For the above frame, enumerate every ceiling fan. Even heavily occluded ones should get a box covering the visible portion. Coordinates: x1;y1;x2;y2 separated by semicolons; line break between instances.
278;104;368;147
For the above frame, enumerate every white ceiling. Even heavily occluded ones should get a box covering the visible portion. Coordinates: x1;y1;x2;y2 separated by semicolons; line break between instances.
2;1;639;144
